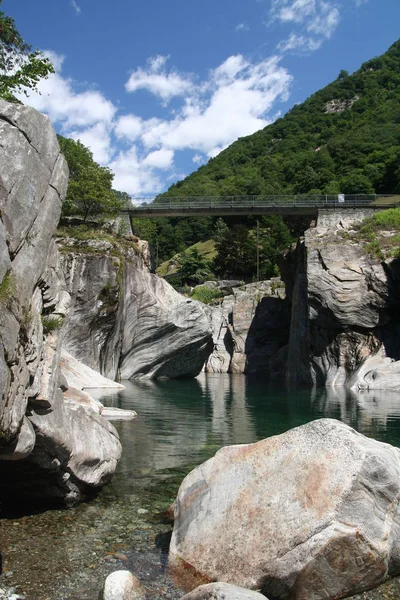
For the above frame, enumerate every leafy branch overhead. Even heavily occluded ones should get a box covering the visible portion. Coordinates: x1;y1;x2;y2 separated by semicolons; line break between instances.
0;0;54;101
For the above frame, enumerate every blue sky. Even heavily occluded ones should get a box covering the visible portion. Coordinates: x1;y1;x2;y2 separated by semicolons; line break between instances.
4;0;400;199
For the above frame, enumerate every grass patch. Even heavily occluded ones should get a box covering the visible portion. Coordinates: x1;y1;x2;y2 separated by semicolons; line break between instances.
348;208;400;260
190;286;223;304
42;315;64;332
157;239;216;277
0;272;15;306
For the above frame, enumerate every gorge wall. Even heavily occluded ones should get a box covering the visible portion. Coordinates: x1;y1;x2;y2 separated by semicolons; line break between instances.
0;100;121;507
58;238;212;380
281;209;400;389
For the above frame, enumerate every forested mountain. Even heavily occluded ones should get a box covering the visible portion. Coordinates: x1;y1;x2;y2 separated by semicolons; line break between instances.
161;39;400;198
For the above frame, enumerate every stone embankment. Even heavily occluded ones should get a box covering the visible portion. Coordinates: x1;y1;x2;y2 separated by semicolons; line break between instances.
0;100;121;506
170;418;400;600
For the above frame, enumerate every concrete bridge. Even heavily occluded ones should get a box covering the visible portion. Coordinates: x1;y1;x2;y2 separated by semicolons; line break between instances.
122;194;399;219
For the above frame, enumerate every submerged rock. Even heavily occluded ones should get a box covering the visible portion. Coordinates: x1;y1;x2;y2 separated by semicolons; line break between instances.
170;418;400;600
180;583;268;600
103;571;145;600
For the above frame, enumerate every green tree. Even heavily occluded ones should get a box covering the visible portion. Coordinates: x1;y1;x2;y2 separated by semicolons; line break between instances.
214;225;257;280
0;0;54;101
178;249;212;284
58;136;123;222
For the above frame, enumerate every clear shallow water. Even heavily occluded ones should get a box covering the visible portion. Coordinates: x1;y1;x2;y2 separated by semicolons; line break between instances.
2;375;400;600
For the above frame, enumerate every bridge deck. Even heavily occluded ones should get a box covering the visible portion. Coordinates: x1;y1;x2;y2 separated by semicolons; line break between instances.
122;195;400;218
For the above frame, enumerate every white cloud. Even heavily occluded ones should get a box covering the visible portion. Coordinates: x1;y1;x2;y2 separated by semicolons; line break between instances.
277;33;323;53
354;0;368;5
137;55;291;158
108;146;164;197
125;55;194;102
235;23;249;32
22;50;293;196
271;0;340;54
24;52;116;128
71;1;81;15
69;122;113;165
142;148;174;169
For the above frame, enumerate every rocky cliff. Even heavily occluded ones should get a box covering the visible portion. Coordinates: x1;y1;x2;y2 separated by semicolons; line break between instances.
281;209;400;389
58;237;212;380
204;280;290;376
0;100;121;507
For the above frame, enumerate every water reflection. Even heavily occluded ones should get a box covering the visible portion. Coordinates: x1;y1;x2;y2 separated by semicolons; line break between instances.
92;376;400;499
311;387;400;446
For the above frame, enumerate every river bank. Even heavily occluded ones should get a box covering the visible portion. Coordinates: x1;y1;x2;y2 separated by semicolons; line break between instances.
2;375;400;599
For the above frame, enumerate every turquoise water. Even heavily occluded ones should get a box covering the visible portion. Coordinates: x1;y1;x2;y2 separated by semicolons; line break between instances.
3;375;400;600
96;373;400;499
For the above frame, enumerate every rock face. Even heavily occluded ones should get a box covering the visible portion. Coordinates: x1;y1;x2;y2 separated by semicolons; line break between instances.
170;419;400;600
281;209;400;388
60;239;212;379
204;280;290;375
180;583;268;600
0;100;121;506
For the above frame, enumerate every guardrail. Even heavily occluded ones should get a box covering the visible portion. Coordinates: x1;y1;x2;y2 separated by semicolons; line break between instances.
121;194;400;214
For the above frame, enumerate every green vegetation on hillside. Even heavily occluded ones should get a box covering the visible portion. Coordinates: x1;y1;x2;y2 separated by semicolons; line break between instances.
346;208;400;260
160;39;400;199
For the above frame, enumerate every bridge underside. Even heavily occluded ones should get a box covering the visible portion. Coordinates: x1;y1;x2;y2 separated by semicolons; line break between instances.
125;206;322;218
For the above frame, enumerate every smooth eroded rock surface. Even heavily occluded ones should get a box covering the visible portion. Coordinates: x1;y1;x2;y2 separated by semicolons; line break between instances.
281;210;400;388
60;244;212;380
0;99;122;506
180;582;268;600
170;418;400;600
103;571;145;600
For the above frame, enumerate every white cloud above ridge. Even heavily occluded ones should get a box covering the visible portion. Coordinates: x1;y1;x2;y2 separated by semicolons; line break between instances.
270;0;341;55
125;55;194;102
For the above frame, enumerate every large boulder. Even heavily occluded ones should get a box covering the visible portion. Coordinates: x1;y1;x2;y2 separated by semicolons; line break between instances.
170;419;400;600
180;583;268;600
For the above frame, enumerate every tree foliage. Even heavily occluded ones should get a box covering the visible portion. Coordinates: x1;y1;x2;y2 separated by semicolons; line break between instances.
0;0;54;101
58;136;124;222
160;39;400;199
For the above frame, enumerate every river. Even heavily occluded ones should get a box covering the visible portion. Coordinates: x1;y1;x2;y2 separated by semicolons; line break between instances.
1;374;400;599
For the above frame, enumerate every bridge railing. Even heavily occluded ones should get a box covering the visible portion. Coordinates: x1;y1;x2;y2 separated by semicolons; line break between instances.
122;194;400;211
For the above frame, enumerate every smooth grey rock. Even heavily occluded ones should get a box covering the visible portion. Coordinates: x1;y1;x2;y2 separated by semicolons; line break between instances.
60;247;212;380
180;583;268;600
60;349;124;390
204;280;289;375
101;407;137;421
170;419;400;600
63;386;103;414
102;571;145;600
0;99;122;506
281;210;400;388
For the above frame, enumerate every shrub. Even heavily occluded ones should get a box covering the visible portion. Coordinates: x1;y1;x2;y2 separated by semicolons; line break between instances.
42;315;64;332
191;286;223;304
